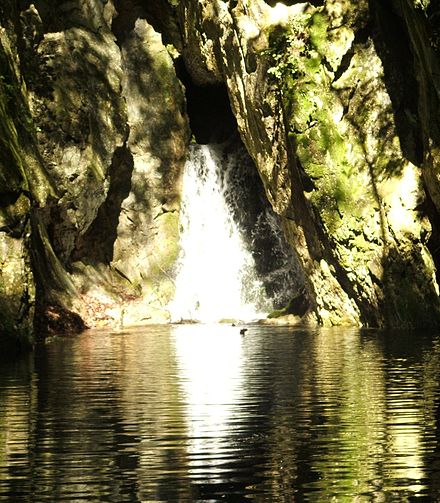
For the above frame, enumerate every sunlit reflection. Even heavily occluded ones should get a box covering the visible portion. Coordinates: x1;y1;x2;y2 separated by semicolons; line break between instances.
308;329;435;498
385;366;426;491
303;329;387;497
1;327;440;501
172;324;244;477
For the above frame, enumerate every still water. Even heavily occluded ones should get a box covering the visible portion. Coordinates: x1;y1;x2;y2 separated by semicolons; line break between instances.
1;325;440;501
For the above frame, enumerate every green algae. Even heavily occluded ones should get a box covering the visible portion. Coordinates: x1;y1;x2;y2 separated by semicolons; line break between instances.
259;2;440;327
0;77;29;194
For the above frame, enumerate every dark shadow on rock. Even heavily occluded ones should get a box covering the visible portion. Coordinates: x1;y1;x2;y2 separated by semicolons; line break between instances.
381;247;440;327
368;0;424;166
72;145;134;265
34;302;87;341
422;190;440;287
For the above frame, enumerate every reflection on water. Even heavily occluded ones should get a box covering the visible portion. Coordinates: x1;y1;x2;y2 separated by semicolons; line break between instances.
174;325;244;478
1;326;440;501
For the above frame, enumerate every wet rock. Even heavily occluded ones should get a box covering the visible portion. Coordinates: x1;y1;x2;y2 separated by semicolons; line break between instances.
176;0;440;327
1;0;440;348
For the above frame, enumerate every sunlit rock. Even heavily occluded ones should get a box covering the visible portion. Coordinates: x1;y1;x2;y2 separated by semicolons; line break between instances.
177;0;440;326
1;0;440;349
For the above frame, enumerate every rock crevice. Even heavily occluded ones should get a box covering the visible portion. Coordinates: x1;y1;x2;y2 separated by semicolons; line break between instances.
1;0;440;351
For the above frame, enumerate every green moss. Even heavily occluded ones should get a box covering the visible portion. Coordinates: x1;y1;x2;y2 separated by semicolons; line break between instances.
263;17;309;86
0;81;28;193
150;211;180;279
270;11;378;235
309;12;328;52
261;1;440;327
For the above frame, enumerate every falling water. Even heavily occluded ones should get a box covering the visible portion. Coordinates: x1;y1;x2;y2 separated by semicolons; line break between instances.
169;144;269;323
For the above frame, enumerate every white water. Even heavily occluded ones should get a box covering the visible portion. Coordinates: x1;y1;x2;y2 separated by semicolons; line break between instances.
169;144;267;323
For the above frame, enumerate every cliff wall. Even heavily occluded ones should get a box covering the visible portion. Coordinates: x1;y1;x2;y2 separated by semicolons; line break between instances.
0;0;189;347
1;0;439;351
175;0;440;326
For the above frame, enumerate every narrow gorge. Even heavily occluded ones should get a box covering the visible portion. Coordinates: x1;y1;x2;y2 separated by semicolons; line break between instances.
1;0;440;353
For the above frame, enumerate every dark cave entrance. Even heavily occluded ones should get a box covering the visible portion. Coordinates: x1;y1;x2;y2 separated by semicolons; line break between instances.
175;58;238;144
175;58;308;314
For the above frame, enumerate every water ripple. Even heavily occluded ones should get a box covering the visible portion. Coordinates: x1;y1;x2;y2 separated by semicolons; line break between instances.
1;326;440;501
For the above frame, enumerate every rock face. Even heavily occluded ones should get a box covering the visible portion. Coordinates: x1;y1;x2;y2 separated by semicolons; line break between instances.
0;0;189;346
0;2;49;350
175;0;440;327
0;0;440;351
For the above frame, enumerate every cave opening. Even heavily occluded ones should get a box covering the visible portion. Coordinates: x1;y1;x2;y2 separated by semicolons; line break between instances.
175;58;238;144
173;58;307;316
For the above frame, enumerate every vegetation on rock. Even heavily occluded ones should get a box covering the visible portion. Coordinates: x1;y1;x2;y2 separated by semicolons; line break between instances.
1;0;440;354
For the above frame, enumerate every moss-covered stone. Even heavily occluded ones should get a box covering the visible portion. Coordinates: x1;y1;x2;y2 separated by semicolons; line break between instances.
176;0;440;327
1;0;440;338
278;3;440;326
0;228;35;350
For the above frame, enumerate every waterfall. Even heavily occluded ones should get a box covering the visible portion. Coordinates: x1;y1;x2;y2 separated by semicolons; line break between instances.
169;144;269;323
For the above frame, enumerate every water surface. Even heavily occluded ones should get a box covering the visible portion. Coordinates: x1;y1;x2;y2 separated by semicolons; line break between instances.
1;325;440;501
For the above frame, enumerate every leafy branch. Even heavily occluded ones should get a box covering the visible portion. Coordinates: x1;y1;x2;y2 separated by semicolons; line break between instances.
263;22;309;85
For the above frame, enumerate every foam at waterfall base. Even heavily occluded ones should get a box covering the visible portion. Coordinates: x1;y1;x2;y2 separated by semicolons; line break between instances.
168;141;301;324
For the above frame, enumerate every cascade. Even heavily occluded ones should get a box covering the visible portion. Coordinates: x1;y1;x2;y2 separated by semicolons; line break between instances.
169;144;267;323
169;142;300;323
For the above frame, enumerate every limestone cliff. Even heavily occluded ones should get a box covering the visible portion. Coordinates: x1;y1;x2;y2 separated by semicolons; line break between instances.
0;0;440;351
175;0;440;327
0;0;189;346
